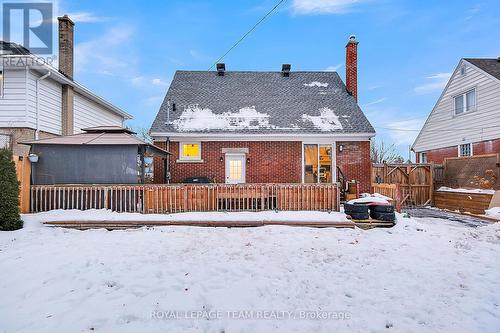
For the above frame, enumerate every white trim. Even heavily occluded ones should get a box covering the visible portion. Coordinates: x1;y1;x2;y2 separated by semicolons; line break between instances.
152;132;374;142
176;159;204;163
221;147;249;154
179;141;202;161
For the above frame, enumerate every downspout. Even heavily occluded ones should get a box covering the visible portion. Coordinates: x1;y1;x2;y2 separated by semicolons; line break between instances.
166;139;171;184
35;71;51;140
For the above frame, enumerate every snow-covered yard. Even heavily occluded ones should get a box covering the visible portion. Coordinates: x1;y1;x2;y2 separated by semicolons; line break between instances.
0;211;499;333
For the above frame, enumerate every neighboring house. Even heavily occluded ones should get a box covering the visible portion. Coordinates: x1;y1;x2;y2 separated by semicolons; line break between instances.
21;126;169;185
0;15;131;156
412;58;500;163
150;36;375;193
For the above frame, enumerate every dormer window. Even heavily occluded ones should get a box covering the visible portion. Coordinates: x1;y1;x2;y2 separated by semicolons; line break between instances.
454;88;476;115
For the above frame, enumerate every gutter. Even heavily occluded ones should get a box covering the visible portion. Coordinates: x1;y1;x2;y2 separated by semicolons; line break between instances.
35;71;51;139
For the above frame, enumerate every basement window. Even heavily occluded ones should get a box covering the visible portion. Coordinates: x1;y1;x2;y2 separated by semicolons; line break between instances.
458;143;472;157
179;142;201;161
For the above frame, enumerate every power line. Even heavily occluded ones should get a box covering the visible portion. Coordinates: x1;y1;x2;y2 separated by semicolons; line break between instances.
374;124;500;132
208;0;288;70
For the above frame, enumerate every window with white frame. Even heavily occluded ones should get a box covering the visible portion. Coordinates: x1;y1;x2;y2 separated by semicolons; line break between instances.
303;144;333;183
459;143;472;157
419;152;427;163
179;142;201;161
454;89;476;115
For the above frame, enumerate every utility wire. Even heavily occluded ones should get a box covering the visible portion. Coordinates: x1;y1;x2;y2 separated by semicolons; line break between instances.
208;0;288;70
374;124;500;132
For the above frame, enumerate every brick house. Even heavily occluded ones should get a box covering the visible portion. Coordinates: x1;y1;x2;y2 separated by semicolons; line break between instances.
150;36;375;193
412;58;500;163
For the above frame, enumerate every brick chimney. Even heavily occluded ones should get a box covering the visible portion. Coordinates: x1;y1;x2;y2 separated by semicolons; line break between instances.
58;15;74;135
58;15;74;78
345;35;358;101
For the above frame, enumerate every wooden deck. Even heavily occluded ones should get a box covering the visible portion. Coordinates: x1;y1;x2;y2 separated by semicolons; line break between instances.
43;219;355;230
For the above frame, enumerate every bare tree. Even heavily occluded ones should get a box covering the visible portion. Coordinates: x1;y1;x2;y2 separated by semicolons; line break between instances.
127;126;152;143
370;138;405;164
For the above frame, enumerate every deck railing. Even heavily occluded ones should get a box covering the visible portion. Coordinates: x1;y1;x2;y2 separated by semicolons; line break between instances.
30;183;340;213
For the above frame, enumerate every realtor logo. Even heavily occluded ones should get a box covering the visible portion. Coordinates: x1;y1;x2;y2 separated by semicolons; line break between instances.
2;2;53;54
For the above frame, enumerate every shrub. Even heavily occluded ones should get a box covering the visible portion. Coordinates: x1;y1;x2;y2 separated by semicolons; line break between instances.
0;149;23;230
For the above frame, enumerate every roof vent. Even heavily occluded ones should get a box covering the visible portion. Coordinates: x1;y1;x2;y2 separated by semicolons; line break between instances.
282;64;291;77
216;63;225;76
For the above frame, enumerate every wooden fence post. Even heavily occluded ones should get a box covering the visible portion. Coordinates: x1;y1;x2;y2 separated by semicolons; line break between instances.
395;183;402;213
430;162;435;206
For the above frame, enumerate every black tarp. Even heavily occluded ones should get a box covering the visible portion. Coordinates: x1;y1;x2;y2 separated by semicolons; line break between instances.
31;144;140;184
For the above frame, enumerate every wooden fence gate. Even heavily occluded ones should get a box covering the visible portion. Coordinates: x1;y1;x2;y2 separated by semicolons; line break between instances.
372;163;437;207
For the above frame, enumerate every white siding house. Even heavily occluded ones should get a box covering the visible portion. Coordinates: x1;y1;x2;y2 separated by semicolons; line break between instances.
412;58;500;161
0;58;132;154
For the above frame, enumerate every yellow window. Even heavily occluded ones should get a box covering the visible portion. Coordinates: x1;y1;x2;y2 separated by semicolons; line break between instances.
182;143;200;158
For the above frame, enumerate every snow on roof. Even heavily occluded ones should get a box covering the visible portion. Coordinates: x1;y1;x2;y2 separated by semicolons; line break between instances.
302;107;343;131
172;106;300;131
304;81;329;87
151;71;375;135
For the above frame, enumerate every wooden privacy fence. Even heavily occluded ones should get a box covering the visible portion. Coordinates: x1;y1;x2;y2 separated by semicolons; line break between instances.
372;163;436;207
371;183;402;212
30;183;340;213
14;156;31;213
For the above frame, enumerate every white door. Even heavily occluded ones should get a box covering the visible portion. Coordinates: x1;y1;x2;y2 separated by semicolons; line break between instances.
225;154;246;184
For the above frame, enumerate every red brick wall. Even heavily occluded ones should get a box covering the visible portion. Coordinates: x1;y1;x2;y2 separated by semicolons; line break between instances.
416;138;500;164
472;138;500;155
156;141;302;184
336;141;371;193
153;140;372;193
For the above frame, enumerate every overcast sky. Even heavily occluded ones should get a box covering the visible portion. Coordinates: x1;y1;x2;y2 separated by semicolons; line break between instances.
34;0;500;157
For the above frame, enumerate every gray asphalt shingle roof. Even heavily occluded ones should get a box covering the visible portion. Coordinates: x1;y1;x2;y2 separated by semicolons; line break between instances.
151;71;375;135
465;58;500;81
